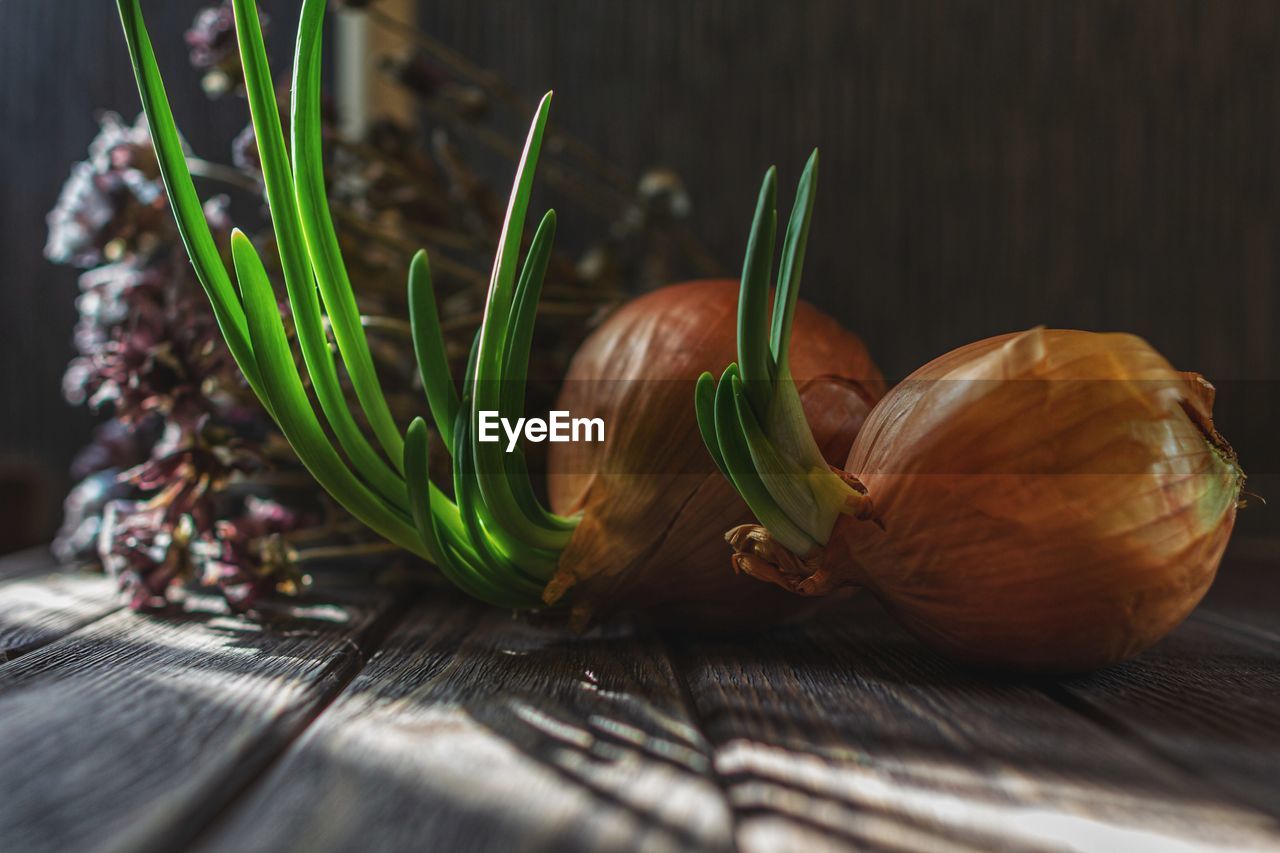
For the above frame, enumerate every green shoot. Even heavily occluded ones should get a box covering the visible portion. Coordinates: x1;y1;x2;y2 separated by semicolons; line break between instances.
713;365;818;556
408;250;461;451
696;151;859;556
289;0;406;470
116;0;579;610
468;94;578;552
232;0;407;511
116;0;266;404
230;232;424;554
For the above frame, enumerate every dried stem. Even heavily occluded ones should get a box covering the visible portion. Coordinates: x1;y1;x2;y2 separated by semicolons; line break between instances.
288;540;403;563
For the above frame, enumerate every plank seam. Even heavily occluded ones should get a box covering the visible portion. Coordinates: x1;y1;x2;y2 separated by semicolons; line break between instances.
142;589;419;853
1;604;124;664
659;633;745;853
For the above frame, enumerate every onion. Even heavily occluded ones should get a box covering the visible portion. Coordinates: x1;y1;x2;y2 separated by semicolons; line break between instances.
702;166;1245;671
737;329;1242;670
545;279;882;629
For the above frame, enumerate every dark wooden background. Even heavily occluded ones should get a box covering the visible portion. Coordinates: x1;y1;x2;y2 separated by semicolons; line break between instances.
2;0;1277;544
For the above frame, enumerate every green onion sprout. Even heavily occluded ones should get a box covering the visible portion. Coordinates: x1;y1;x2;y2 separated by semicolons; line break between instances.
116;0;579;607
694;152;864;557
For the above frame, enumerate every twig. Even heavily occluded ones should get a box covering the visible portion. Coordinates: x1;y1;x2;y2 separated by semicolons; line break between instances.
288;540;404;562
187;156;261;193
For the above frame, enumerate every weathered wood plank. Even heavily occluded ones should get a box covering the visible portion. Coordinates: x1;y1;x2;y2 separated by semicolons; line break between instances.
0;572;120;662
1054;611;1280;825
0;586;404;853
0;549;119;662
198;591;734;853
0;547;58;581
671;598;1280;852
1198;541;1280;643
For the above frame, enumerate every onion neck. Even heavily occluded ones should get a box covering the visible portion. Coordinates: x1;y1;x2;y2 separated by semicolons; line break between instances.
726;513;871;597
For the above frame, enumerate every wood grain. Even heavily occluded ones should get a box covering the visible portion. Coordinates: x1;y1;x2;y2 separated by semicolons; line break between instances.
1199;540;1280;641
198;592;734;853
0;548;59;582
0;549;119;662
0;550;1278;851
0;573;120;663
1053;612;1280;824
670;598;1280;852
0;586;402;853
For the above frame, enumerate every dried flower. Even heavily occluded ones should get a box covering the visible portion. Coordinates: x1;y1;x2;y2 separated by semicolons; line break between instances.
194;497;311;610
98;500;195;610
53;469;138;566
45;113;168;267
69;418;160;482
185;1;269;97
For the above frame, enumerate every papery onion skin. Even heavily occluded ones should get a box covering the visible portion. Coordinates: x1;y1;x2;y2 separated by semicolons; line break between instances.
545;279;884;630
816;328;1243;672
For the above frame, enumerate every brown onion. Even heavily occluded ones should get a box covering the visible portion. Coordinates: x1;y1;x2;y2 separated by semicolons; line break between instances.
732;328;1244;671
544;278;884;629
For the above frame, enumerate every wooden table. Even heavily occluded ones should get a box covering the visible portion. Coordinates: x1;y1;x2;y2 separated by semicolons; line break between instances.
0;543;1276;852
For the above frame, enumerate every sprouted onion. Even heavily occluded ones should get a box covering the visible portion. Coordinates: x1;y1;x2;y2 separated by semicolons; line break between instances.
116;0;883;624
699;164;1246;671
545;276;882;629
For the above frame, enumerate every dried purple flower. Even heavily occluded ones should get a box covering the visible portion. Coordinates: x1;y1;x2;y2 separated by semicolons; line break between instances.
185;1;268;97
69;418;161;481
96;415;263;607
54;469;139;566
127;419;259;516
45;113;169;268
98;499;195;610
64;243;241;424
230;122;262;176
194;497;311;610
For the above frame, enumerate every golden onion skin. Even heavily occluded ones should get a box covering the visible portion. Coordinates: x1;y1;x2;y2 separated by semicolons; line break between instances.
828;328;1242;671
545;279;884;630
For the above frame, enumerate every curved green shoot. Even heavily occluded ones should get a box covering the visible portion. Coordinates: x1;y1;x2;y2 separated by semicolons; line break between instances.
469;94;578;552
118;0;581;611
404;420;537;608
231;0;408;512
230;231;424;555
290;0;406;470
770;150;818;373
694;371;729;481
115;0;266;405
713;365;817;556
695;153;859;557
731;373;840;542
454;329;560;581
501;210;557;421
737;167;778;414
451;411;554;594
499;210;571;531
408;250;461;450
